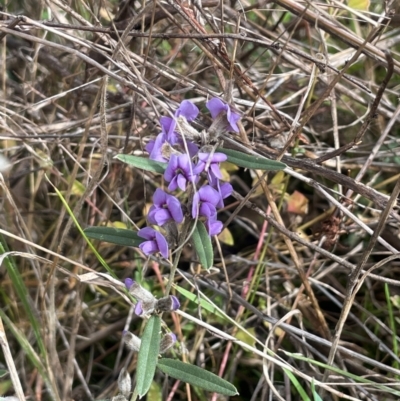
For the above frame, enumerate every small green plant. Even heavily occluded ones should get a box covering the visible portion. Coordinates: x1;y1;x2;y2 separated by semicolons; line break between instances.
84;98;286;399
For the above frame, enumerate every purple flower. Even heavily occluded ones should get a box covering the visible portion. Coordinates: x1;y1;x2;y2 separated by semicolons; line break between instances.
196;152;227;184
146;101;200;161
205;215;224;236
206;98;240;133
138;227;169;258
161;101;199;143
192;185;221;219
148;188;184;226
164;154;198;191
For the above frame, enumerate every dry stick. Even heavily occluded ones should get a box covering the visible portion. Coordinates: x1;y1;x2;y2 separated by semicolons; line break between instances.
349;51;396;188
61;77;108;398
320;176;400;394
263;185;331;340
274;0;400;73
231;191;400;286
0;316;26;401
278;24;383;158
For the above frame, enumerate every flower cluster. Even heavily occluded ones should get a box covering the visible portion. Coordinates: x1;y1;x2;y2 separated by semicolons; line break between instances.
137;98;240;259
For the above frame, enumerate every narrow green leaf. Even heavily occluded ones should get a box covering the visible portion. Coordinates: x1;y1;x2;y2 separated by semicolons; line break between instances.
115;154;167;174
217;148;286;171
84;226;143;247
173;285;226;318
0;240;49;365
192;221;213;270
157;358;238;396
311;379;323;401
283;368;311;401
136;316;162;398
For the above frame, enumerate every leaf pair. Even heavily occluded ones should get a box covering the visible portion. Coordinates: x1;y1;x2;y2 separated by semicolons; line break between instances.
135;316;237;398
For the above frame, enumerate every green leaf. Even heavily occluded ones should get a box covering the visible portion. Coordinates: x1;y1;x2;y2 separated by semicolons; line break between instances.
0;369;7;378
192;221;213;270
84;226;143;247
157;358;238;396
283;368;311;401
347;0;370;10
217;148;286;171
115;154;167;174
136;315;162;398
311;379;323;401
173;285;227;319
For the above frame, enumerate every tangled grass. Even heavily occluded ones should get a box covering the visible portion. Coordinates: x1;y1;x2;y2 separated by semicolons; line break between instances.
1;0;400;400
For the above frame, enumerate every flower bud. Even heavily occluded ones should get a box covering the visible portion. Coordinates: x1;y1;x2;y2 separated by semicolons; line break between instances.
125;279;157;316
134;299;157;316
156;295;180;312
159;333;177;354
118;368;131;398
123;331;141;352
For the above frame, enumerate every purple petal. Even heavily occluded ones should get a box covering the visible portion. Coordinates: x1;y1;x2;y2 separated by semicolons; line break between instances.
198;152;227;163
168;177;179;192
135;301;144;316
153;209;172;226
138;227;156;240
161;116;180;144
166;196;183;223
176;174;187;191
199;186;220;205
124;278;134;290
226;108;240;132
199;202;216;218
220;182;233;199
170;295;180;311
186;141;199;157
207;218;223;236
209;163;223;179
176;100;199;121
194;160;206;175
160;116;175;135
155;231;169;258
149;133;167;162
147;206;158;225
139;240;158;255
177;154;191;172
153;188;167;206
164;155;179;182
145;139;155;153
206;98;227;119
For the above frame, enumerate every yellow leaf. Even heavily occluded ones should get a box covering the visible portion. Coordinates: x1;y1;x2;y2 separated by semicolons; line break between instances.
71;180;85;196
218;227;234;246
347;0;370;10
271;170;285;185
106;221;127;229
235;327;256;348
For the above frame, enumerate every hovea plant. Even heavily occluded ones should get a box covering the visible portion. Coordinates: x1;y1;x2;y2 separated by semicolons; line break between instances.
84;97;287;399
